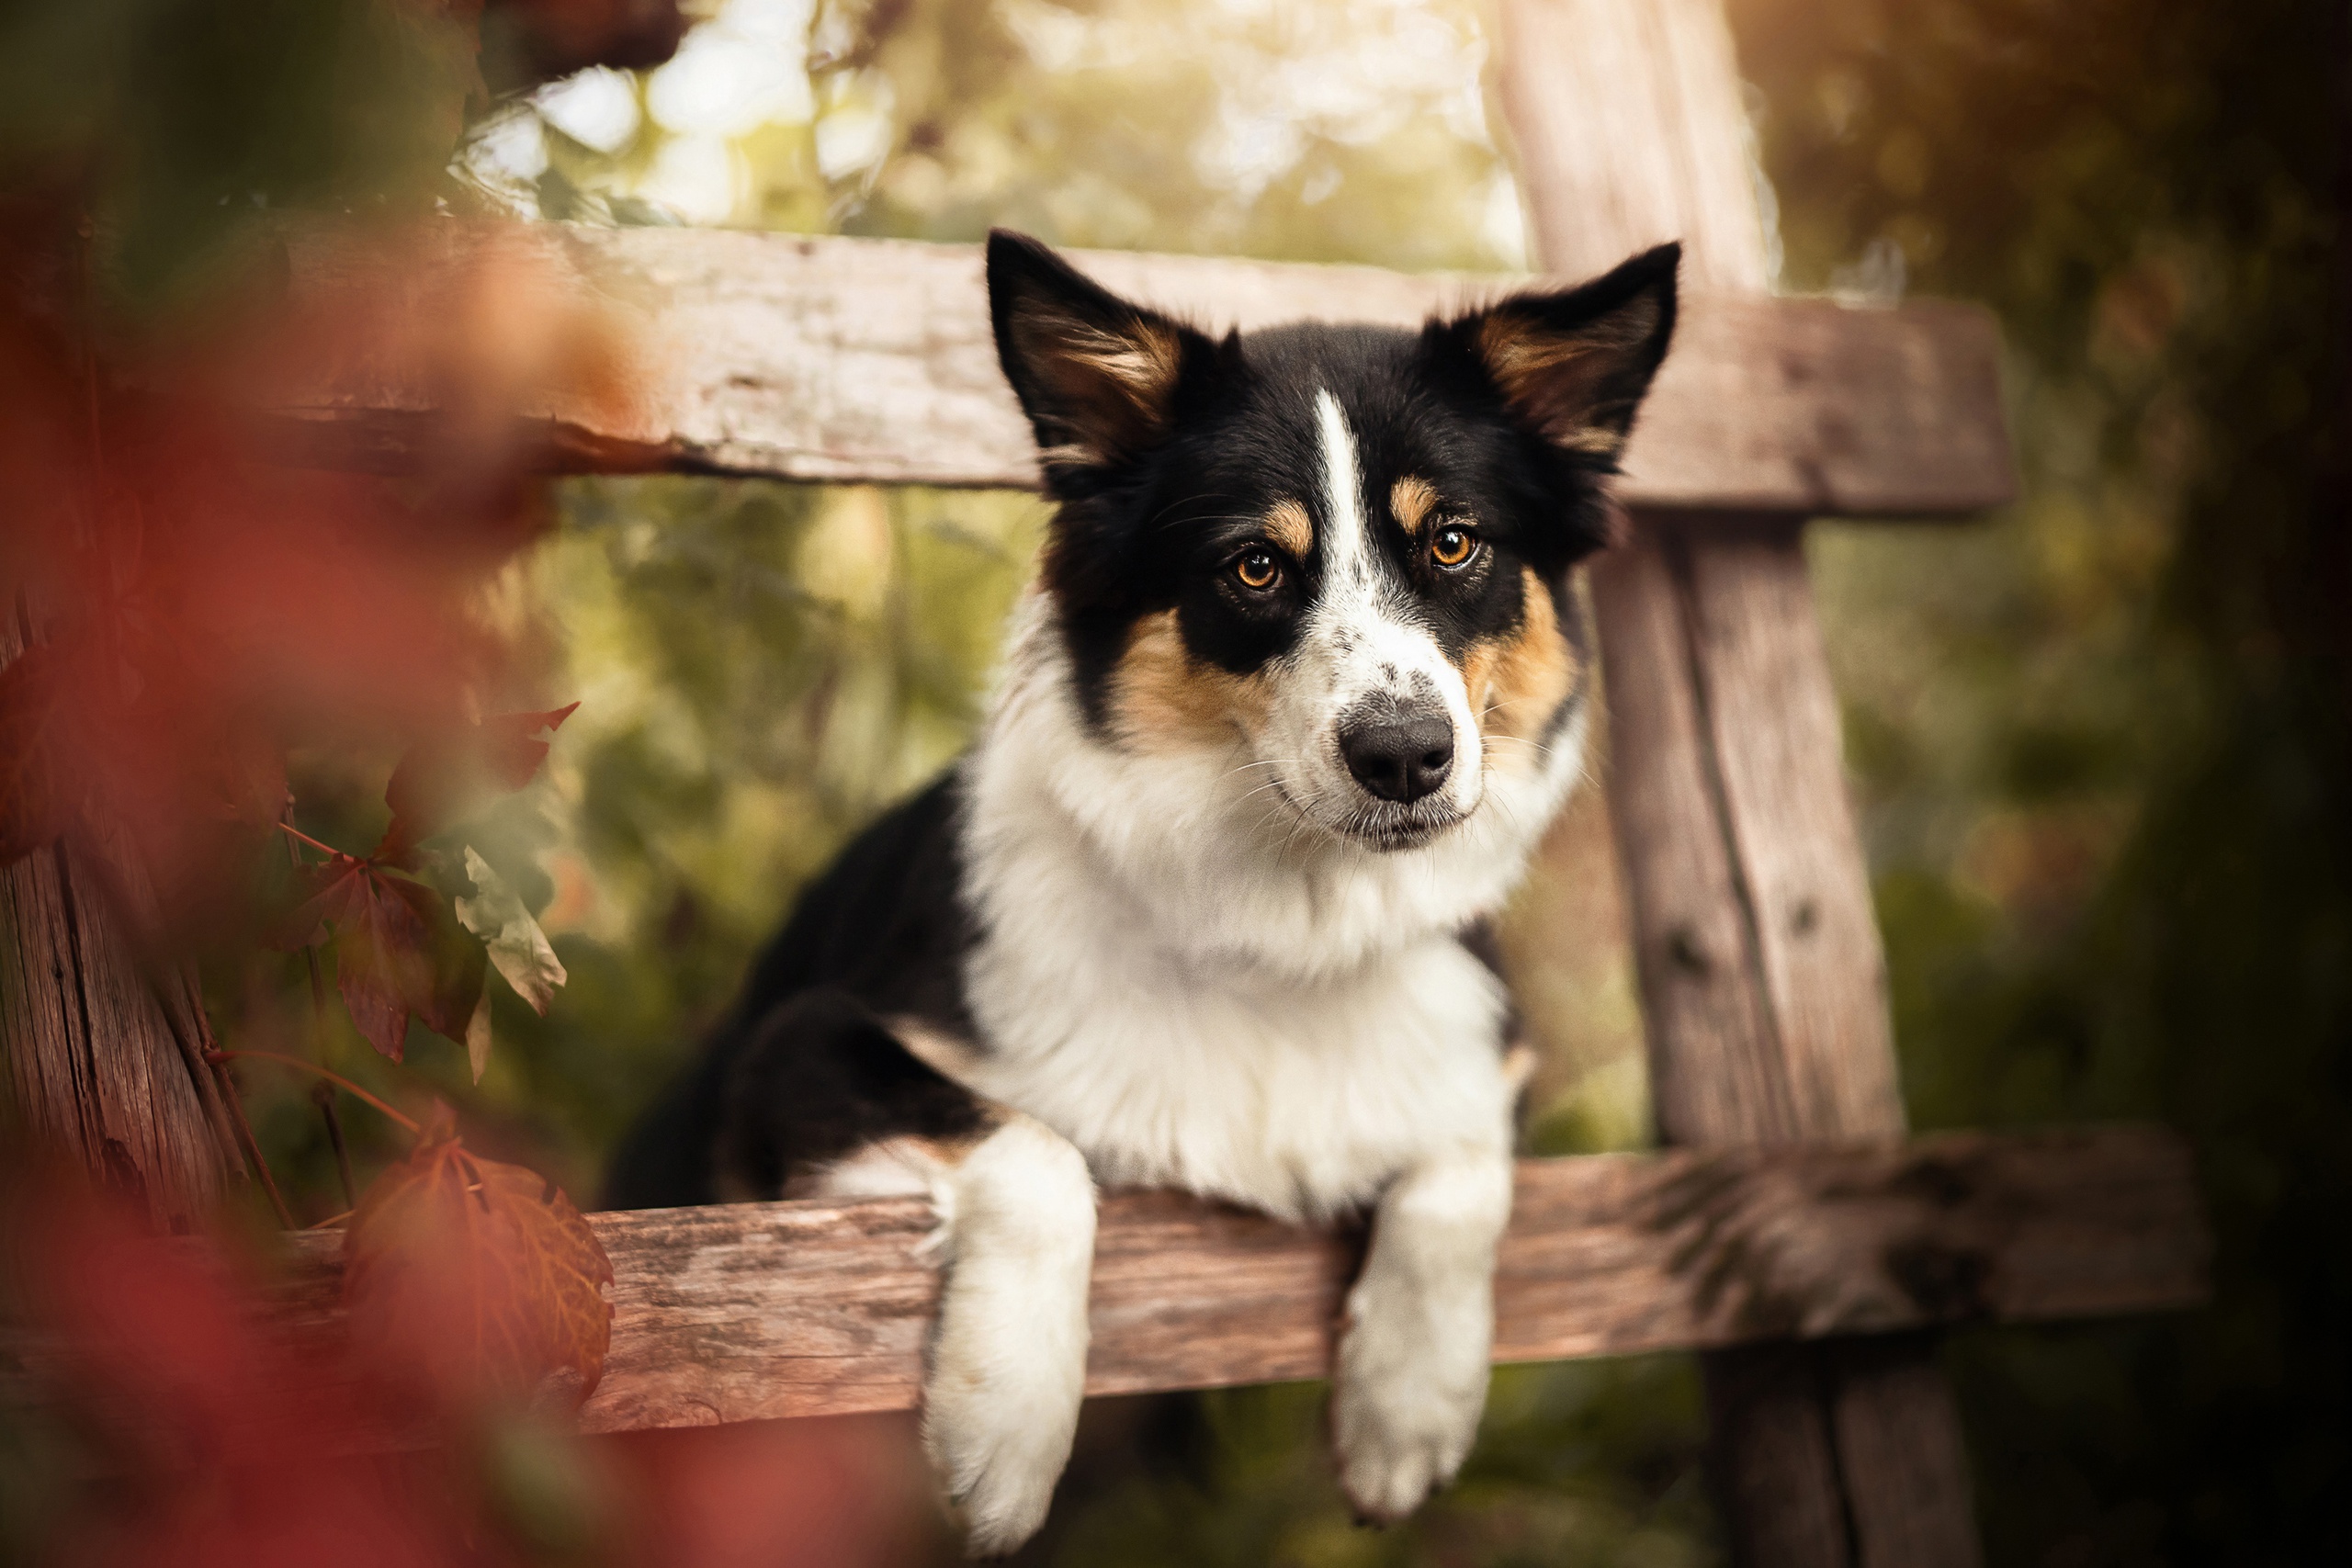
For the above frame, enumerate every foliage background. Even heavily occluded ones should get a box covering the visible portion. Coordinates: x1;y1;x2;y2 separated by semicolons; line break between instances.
5;0;2345;1562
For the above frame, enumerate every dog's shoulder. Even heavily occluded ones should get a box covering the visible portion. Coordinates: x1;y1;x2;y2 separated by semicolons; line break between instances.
602;769;986;1209
735;768;978;1034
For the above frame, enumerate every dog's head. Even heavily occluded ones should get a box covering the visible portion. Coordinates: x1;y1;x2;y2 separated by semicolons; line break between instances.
988;231;1676;853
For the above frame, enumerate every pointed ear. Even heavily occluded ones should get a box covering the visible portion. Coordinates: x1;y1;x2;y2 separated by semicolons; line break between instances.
1452;242;1679;465
988;230;1211;485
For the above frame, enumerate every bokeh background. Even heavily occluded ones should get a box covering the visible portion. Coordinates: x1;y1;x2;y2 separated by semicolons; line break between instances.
6;0;2346;1562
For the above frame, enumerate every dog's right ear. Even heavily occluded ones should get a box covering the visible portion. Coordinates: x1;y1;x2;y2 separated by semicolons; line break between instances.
988;230;1214;490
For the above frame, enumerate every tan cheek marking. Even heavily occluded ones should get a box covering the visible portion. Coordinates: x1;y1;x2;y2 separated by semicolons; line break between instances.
1264;498;1314;558
1390;476;1441;538
1463;567;1582;748
1109;607;1273;751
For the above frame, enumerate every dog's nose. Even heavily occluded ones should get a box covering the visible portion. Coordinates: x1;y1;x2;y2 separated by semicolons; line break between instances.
1340;706;1456;804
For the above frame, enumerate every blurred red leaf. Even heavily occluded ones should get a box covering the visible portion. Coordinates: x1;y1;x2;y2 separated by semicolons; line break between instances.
378;700;579;866
344;1103;614;1410
0;205;628;946
0;640;73;865
12;1180;454;1568
286;854;485;1060
12;1173;918;1568
481;701;582;786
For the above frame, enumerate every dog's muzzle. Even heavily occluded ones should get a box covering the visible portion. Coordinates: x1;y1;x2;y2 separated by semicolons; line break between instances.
1337;695;1456;806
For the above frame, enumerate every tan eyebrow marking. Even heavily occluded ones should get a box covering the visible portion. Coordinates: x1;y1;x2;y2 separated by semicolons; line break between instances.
1263;498;1314;558
1390;476;1442;537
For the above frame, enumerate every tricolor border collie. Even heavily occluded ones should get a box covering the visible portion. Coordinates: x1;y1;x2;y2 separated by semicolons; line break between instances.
608;230;1679;1554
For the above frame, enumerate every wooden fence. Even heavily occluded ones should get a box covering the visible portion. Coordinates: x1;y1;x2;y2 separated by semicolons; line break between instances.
0;2;2211;1564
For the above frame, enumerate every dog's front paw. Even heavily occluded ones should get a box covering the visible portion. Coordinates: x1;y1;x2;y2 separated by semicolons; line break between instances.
917;1116;1096;1557
1329;1280;1490;1524
922;1365;1080;1557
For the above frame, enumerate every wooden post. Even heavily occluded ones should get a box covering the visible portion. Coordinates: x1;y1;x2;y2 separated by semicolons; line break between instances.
1496;2;1984;1563
0;616;239;1232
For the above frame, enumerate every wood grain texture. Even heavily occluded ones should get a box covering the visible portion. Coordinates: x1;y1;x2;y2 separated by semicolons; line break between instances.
0;620;233;1230
1585;534;1794;1139
1702;1346;1855;1568
1668;514;1906;1141
1826;1336;1988;1567
1499;0;1772;293
256;221;2010;517
245;1129;2203;1433
1497;2;1994;1562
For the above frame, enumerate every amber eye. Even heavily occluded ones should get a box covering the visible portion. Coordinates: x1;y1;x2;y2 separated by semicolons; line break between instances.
1430;525;1479;570
1233;547;1283;591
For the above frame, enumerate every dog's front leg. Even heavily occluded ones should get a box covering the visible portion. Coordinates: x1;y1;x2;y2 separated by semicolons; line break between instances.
922;1114;1098;1556
1331;1144;1513;1523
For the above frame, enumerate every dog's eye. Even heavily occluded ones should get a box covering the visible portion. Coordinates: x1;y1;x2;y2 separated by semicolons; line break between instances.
1430;525;1480;571
1232;548;1283;592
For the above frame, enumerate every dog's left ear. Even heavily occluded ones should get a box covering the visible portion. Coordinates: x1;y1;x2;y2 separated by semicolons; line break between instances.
1444;242;1680;467
988;230;1216;490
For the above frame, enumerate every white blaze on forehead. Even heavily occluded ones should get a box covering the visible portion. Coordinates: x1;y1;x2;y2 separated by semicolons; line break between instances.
1314;389;1372;592
1252;391;1490;826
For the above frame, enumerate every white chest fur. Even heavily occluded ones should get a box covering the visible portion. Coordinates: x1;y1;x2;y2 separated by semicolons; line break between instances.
964;910;1513;1221
947;604;1582;1221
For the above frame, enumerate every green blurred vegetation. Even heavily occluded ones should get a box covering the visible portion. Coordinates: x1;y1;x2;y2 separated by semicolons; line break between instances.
1741;1;2352;1562
5;0;2345;1562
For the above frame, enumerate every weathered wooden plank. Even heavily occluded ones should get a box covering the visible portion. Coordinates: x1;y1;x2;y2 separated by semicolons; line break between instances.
1673;513;1908;1136
0;617;236;1231
1497;0;1992;1562
253;1128;2203;1433
259;221;2012;517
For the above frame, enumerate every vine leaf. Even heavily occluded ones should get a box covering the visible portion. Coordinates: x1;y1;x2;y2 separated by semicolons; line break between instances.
455;845;568;1019
281;854;485;1061
344;1102;614;1410
377;703;579;867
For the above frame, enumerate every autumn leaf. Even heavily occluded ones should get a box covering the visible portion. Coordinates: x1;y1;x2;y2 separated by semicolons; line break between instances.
0;640;74;866
456;845;567;1014
344;1102;614;1411
377;702;579;866
13;1179;458;1565
284;853;486;1060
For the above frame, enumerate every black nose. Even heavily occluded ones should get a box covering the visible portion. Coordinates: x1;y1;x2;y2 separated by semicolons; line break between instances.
1340;706;1456;804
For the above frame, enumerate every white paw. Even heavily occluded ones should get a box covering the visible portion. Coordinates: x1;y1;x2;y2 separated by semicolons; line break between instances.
922;1365;1080;1556
1329;1277;1491;1524
919;1117;1096;1557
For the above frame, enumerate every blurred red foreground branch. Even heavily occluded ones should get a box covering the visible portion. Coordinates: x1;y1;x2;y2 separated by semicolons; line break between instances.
4;1177;929;1567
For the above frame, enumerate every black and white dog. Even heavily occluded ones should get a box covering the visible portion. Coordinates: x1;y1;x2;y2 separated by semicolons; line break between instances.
607;230;1678;1554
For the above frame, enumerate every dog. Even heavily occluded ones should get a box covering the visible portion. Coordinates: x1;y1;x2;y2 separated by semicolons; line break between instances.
605;229;1679;1554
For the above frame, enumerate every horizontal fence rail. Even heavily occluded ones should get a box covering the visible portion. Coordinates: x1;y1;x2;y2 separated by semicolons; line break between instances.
263;222;2015;517
243;1126;2204;1434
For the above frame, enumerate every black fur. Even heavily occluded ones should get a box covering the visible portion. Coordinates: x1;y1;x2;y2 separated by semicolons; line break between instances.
603;774;983;1208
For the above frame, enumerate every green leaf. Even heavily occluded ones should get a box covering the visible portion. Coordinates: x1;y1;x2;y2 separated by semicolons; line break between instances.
456;846;568;1018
